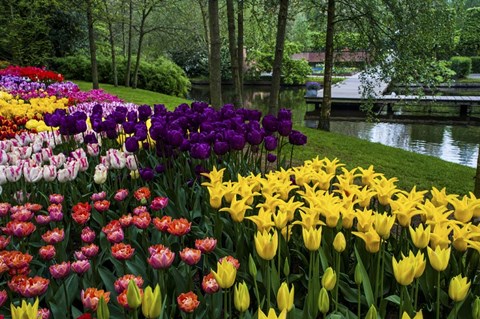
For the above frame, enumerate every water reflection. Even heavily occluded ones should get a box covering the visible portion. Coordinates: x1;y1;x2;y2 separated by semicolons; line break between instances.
189;85;480;167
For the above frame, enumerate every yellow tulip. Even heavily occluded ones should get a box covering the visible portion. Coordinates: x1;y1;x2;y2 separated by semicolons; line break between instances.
212;259;237;289
333;232;346;253
254;229;278;260
392;255;415;286
219;196;252;223
409;250;426;279
322;267;337;291
278;197;304;221
391;198;417;227
429;224;452;250
340;203;356;229
201;166;226;186
245;207;275;232
352;228;380;253
452;223;480;252
322;157;345;175
354;186;377;208
409;224;430;249
258;308;287;319
321;202;342;228
427;245;451;271
11;298;39;319
374;212;396;239
401;310;423;319
358;165;382;187
302;226;322;251
273;210;289;229
127;280;142;309
234;281;250;312
448;274;471;302
277;282;294;312
97;296;110;319
430;186;455;207
142;285;162;318
374;176;399;206
355;208;374;232
206;185;224;209
449;194;479;223
318;287;330;314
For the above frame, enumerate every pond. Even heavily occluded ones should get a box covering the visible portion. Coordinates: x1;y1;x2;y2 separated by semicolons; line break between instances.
189;84;480;168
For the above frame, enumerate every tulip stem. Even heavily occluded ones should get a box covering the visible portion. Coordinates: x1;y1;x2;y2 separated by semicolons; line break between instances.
335;251;340;313
399;285;404;319
62;280;71;319
357;284;361;319
414;279;419;310
374;243;381;306
436;271;440;319
266;260;271;310
224;289;228;319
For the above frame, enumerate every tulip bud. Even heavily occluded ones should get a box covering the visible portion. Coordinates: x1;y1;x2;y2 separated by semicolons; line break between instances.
248;254;258;278
354;263;363;286
318;287;329;314
234;281;250;312
333;232;346;253
365;305;377;319
142;285;162;319
283;257;290;277
321;267;336;291
277;282;294;312
97;296;110;319
473;296;480;319
127;280;142;309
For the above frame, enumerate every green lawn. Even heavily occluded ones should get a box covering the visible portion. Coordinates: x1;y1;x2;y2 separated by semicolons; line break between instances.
295;127;475;195
72;80;475;195
73;80;190;110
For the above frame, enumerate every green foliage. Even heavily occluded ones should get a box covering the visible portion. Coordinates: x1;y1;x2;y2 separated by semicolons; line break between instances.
52;55;191;97
471;56;480;72
450;56;472;78
246;41;311;85
457;7;480;55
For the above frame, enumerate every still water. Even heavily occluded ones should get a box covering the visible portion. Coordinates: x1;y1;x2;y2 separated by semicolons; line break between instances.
189;85;480;168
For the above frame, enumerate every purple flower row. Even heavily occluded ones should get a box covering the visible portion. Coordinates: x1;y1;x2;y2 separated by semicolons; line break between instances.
45;102;307;161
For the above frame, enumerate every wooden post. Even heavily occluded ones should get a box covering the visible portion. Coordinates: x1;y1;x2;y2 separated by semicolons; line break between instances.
459;104;469;119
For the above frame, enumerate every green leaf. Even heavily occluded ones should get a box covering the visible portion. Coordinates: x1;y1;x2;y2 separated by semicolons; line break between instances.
98;265;118;294
384;294;400;305
354;245;374;306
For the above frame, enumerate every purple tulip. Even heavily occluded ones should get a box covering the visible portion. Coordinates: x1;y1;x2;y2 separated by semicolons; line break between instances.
213;141;229;155
190;143;211;159
139;167;155;181
267;153;277;162
125;136;139;153
166;130;184;147
277;108;292;121
278;120;293;137
246;129;264;146
264;136;277;151
138;105;152;121
288;130;307;146
262;114;278;133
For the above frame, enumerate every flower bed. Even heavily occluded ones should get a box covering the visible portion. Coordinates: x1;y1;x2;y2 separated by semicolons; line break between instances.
0;66;478;319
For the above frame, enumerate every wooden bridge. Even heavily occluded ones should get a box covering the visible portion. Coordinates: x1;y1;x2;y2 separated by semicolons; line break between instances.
305;72;480;118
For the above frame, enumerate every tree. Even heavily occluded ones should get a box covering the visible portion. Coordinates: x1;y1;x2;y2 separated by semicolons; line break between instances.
226;0;243;107
269;0;289;112
125;0;133;86
208;0;223;107
318;0;335;131
86;0;99;89
100;0;120;86
315;0;457;131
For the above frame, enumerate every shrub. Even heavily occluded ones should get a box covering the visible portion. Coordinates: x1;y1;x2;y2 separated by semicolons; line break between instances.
51;55;191;97
450;56;472;78
471;56;480;73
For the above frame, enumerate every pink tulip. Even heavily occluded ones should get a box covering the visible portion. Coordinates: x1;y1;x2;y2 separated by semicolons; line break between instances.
71;260;91;274
49;262;71;279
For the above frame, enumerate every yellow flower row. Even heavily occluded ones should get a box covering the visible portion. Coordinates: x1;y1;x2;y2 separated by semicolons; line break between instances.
0;92;68;119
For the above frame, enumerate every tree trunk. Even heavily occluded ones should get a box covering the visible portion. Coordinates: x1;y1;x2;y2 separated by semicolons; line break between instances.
86;0;99;89
268;0;289;113
133;11;147;89
125;0;133;87
108;21;118;87
102;0;118;87
475;145;480;196
208;0;222;108
226;0;243;107
237;0;244;93
318;0;335;131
